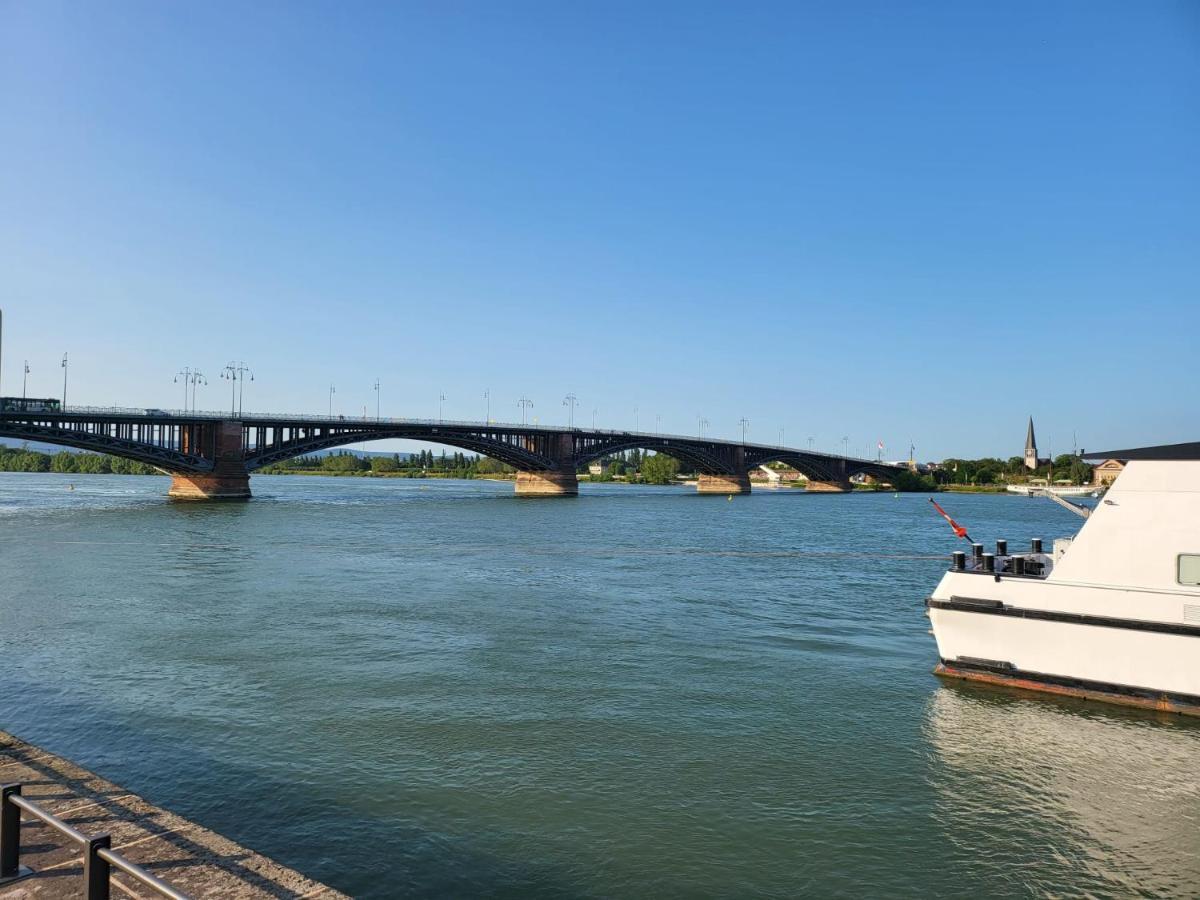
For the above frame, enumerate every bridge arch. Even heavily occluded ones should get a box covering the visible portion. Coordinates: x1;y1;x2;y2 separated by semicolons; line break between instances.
244;427;555;472
571;437;738;475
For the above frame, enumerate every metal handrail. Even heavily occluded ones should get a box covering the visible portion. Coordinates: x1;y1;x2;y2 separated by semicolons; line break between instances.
1;783;192;899
0;405;898;466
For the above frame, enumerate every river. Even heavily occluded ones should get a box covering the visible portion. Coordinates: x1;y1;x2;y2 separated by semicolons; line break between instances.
1;473;1197;897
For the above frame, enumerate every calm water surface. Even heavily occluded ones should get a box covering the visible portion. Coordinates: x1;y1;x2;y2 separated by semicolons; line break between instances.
1;473;1197;898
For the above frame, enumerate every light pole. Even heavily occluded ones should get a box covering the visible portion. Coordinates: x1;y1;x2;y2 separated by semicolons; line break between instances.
439;392;447;421
518;395;533;425
22;361;29;400
220;362;253;416
842;436;849;456
484;389;490;423
739;417;749;443
329;384;336;417
374;378;380;421
174;368;206;412
807;436;814;450
698;416;709;438
655;413;661;436
563;393;578;428
61;353;68;408
778;427;785;446
592;407;597;429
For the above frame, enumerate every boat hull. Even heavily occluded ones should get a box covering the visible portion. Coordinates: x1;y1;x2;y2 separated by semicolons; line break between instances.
933;660;1200;717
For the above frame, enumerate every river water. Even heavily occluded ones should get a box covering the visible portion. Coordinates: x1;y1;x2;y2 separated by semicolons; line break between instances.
1;473;1197;898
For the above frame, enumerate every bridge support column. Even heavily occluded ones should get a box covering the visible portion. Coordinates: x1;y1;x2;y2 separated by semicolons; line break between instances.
514;433;578;496
697;472;751;494
806;479;853;492
167;473;252;500
514;469;579;496
168;420;251;500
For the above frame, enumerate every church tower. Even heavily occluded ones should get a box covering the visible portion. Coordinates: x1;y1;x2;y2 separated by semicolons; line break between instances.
1024;417;1039;470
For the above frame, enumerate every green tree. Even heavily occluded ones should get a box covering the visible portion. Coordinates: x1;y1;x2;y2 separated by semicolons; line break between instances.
640;453;680;485
51;451;78;473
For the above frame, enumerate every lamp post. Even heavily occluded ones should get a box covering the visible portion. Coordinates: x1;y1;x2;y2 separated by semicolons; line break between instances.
739;417;749;443
592;407;597;429
374;378;380;421
439;392;447;421
61;353;68;408
22;361;29;400
484;389;490;424
329;384;336;417
842;436;849;456
778;427;785;447
220;362;253;416
518;395;533;425
698;416;709;438
655;413;661;436
808;436;814;450
563;393;577;428
174;368;206;412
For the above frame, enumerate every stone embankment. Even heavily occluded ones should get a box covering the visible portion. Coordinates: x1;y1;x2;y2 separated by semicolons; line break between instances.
0;731;347;899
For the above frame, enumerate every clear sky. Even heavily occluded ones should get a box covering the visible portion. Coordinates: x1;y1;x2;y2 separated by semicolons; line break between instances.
1;1;1196;460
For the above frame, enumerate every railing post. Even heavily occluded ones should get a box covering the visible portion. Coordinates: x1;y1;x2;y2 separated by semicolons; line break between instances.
0;783;20;878
85;833;111;900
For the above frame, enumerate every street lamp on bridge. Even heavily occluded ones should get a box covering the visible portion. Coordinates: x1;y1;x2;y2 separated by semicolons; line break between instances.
739;417;749;443
439;392;447;421
174;368;207;413
518;395;533;425
563;393;578;428
484;389;491;424
61;353;68;408
220;362;253;416
698;415;709;438
374;378;380;420
328;384;336;417
22;361;29;400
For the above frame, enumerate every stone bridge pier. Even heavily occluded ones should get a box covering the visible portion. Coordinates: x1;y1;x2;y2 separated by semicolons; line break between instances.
167;421;251;500
696;446;751;494
514;433;579;496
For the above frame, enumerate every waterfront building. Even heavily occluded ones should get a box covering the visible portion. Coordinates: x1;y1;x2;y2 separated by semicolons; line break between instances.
1092;458;1126;486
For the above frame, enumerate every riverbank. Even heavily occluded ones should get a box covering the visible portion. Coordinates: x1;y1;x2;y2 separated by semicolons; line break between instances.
0;730;347;898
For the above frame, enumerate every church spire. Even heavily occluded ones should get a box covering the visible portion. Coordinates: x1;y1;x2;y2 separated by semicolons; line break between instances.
1026;416;1037;453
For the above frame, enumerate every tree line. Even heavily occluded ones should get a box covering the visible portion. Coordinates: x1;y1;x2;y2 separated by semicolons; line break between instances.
0;445;161;475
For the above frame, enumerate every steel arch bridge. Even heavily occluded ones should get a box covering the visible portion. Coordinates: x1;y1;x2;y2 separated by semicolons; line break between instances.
0;406;906;499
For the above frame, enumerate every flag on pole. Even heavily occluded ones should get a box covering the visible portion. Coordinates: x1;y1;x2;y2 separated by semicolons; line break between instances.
929;498;973;544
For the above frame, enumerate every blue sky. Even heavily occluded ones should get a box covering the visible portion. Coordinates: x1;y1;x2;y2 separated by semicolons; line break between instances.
1;1;1196;460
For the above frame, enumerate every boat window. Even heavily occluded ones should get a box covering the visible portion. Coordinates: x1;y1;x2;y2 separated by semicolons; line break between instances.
1178;555;1200;586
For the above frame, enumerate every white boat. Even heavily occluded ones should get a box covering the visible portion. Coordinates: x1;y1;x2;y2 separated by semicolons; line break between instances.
926;442;1200;716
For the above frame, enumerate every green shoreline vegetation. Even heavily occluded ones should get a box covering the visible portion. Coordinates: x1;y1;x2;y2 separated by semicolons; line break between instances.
1;445;1094;492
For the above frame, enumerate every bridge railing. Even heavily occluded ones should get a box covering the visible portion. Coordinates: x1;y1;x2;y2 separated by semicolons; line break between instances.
1;783;191;899
10;405;896;465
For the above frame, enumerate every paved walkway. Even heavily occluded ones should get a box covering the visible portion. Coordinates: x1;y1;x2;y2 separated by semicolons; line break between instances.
0;731;348;899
